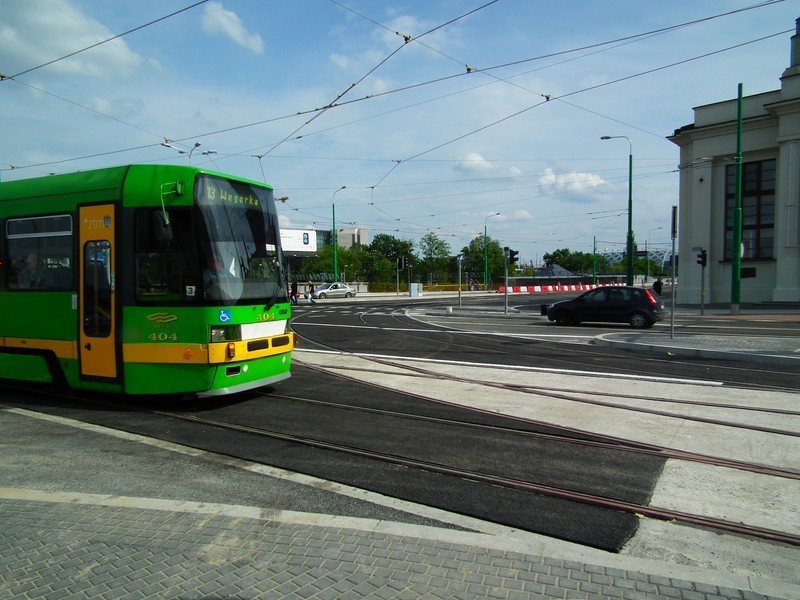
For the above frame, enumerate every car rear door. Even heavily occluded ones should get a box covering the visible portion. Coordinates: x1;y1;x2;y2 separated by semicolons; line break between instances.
606;288;631;323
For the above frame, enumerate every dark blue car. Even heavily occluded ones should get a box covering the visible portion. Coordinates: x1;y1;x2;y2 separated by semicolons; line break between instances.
547;286;663;329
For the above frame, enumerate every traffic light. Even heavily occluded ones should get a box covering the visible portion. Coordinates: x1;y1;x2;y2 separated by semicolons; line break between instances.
696;249;707;267
508;249;519;264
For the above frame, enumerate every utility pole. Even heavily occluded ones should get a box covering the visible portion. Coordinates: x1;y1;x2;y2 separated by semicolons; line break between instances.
503;247;509;315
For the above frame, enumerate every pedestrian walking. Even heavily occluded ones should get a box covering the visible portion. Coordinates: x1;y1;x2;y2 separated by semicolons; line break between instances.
652;277;663;296
306;281;316;304
290;280;298;305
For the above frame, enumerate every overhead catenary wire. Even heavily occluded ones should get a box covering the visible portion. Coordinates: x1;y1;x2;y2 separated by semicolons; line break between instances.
2;0;211;80
3;4;787;176
363;27;792;193
0;1;788;258
248;0;503;168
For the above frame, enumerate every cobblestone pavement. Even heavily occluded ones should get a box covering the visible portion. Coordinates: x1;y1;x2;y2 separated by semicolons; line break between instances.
0;494;784;600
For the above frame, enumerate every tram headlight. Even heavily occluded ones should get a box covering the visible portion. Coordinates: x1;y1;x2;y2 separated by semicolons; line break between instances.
209;325;241;343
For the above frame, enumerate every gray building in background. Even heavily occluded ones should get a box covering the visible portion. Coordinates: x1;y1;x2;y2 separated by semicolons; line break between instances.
669;18;800;304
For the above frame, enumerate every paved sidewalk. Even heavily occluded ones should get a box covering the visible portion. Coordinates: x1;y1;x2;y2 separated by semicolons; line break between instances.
595;331;800;366
1;407;797;600
1;492;786;600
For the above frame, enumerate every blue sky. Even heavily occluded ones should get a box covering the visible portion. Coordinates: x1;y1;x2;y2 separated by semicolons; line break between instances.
2;0;797;264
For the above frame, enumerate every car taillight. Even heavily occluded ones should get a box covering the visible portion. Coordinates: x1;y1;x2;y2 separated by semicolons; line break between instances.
644;289;659;306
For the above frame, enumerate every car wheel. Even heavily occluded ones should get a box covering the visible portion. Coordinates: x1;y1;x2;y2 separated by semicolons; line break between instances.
345;292;353;298
629;312;651;329
554;310;573;326
318;293;327;299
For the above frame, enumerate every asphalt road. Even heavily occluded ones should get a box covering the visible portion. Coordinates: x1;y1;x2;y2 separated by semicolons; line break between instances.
289;293;800;390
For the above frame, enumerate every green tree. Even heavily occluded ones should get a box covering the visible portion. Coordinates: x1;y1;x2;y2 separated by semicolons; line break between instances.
367;234;415;283
461;235;504;285
417;232;451;283
298;244;334;279
336;246;364;282
543;248;611;276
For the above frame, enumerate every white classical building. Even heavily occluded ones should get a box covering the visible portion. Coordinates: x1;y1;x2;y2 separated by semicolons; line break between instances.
668;18;800;304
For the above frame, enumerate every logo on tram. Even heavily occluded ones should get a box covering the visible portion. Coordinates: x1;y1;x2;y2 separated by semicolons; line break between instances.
147;312;179;323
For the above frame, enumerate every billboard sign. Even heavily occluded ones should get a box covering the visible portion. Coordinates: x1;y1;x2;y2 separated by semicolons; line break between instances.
281;228;317;253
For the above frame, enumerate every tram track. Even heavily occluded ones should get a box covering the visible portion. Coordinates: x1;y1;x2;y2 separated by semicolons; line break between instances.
293;308;800;444
287;305;799;546
3;376;798;550
282;366;800;481
99;399;800;548
334;303;800;393
301;352;800;438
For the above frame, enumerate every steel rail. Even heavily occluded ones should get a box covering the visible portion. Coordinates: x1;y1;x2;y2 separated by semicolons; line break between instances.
267;386;800;481
150;408;800;548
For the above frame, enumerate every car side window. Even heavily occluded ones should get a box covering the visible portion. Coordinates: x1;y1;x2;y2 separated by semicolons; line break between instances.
585;289;607;304
608;289;625;304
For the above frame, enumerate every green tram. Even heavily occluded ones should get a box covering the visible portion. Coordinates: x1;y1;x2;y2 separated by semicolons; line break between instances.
0;164;294;396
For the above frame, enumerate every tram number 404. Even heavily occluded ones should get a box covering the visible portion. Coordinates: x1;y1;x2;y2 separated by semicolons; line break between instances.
149;333;179;342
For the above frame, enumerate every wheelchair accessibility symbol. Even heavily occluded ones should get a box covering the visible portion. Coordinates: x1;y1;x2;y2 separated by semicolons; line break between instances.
218;310;231;322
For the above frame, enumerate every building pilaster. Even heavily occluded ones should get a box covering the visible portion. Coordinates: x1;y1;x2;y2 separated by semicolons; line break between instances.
773;138;800;302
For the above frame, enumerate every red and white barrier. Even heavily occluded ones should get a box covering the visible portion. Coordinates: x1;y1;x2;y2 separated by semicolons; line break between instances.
496;283;624;294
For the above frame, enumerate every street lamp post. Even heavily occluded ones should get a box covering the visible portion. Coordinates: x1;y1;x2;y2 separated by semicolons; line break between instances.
483;212;500;289
331;186;345;281
601;136;634;286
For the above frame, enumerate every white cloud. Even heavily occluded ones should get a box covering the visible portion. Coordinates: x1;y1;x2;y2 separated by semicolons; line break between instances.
538;168;605;196
202;2;264;55
90;97;145;121
0;0;141;77
278;214;292;229
457;152;493;173
330;53;350;70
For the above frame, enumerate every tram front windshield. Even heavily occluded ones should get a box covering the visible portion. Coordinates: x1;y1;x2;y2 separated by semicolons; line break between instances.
134;176;287;306
195;175;286;305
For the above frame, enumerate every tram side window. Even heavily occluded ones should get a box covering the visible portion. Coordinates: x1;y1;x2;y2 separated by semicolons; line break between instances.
6;215;74;290
134;208;197;302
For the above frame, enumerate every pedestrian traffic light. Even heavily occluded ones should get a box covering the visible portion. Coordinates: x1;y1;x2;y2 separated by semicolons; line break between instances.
696;249;707;267
508;249;519;264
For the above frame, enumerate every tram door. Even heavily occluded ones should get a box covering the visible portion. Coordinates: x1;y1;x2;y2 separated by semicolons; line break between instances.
78;204;118;379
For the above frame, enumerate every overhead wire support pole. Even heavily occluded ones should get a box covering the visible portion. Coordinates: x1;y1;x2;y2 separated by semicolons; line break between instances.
731;83;744;315
601;136;634;286
484;212;500;289
332;186;345;282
